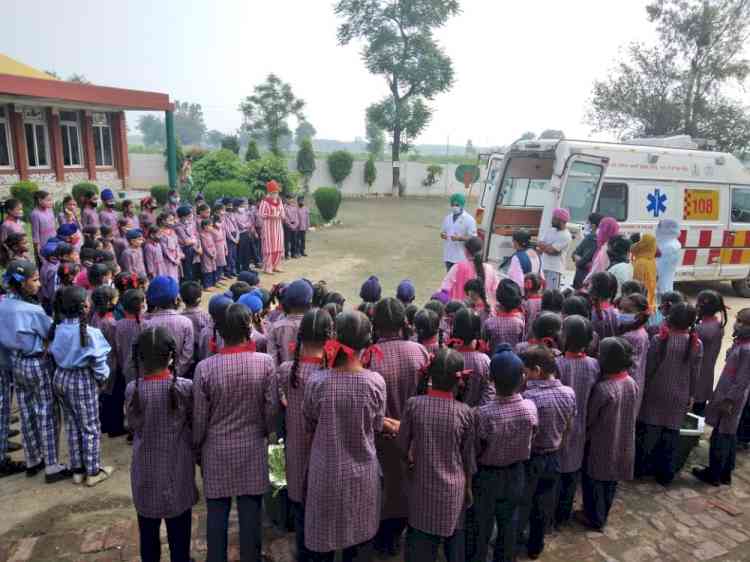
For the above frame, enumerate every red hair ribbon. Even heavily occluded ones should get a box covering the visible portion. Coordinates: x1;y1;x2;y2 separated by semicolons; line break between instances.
446;337;465;348
456;369;474;382
528;337;557;348
690;330;700;352
361;344;384;367
288;341;297;354
418;355;435;379
323;339;356;365
208;338;218;354
476;340;490;354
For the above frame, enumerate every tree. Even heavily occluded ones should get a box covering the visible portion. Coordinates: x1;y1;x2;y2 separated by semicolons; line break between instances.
296;138;317;192
137;115;166;146
365;114;385;159
588;0;750;153
336;0;460;196
68;73;90;84
539;129;565;139
518;131;536;141
173;100;207;145
221;134;241;155
364;155;377;192
465;139;477;157
327;150;354;188
240;74;306;156
295;121;317;146
245;140;261;162
205;130;225;148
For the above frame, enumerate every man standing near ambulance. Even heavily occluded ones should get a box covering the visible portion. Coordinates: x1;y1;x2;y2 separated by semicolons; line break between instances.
537;207;572;289
441;193;477;271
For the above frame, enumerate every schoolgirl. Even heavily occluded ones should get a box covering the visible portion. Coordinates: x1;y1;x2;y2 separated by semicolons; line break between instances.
522;273;544;340
193;303;278;562
0;198;25;245
398;348;476;562
414;309;442;355
80;190;101;229
449;307;494;408
48;286;114;485
1;232;31;265
199;218;218;289
126;326;196;562
211;210;228;280
158;212;182;281
145;276;194;379
589;272;619;340
175;205;200;284
268;280;313;367
693;290;728;416
483;279;525;353
180;281;210;358
139;197;158;230
113;289;149;384
121;199;139;229
197;295;234;361
121;229;147;278
30;190;56;261
144;225;166;280
515;312;562;356
646;290;684;338
463;278;491;323
223;200;240;274
617;293;651;412
505;229;542;294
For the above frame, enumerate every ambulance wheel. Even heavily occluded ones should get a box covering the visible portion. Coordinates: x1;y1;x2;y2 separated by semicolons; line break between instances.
732;278;750;298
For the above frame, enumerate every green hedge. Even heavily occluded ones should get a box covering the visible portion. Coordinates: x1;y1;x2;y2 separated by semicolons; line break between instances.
242;155;299;199
72;182;99;206
192;149;245;192
10;180;39;220
313;187;342;222
204;180;250;206
150;185;171;206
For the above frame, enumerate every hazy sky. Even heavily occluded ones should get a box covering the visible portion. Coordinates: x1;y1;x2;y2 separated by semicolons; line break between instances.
5;0;670;146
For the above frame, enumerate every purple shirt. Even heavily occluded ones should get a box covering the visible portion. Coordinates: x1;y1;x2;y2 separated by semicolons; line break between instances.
143;241;166;278
114;317;151;383
224;214;239;244
0;219;24;245
592;305;619;340
99;208;120;232
284;204;300;230
126;377;198;518
458;348;495;407
145;310;194;378
182;308;211;352
159;230;182;280
695;318;724;403
39;258;59;306
621;327;649;412
586;374;639;481
705;340;750;434
199;230;216;272
398;394;476;537
475;393;538;467
30;208;56;247
482;314;525;354
523;379;577;455
120;247;146;277
81;207;100;229
297;206;310;231
267;313;304;367
522;297;542;340
194;350;277;498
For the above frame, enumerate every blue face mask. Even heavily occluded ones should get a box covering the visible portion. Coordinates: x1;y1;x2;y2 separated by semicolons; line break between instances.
618;312;636;324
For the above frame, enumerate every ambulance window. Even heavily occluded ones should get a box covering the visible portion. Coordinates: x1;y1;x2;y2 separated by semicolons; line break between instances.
732;188;750;223
597;183;628;221
559;161;602;223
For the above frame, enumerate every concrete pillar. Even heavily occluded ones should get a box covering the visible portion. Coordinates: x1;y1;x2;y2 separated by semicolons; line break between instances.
165;110;177;188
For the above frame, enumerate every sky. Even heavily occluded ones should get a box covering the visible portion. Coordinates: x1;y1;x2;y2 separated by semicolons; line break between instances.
4;0;667;147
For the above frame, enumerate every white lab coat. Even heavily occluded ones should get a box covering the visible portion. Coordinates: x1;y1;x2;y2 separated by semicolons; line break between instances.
441;210;477;264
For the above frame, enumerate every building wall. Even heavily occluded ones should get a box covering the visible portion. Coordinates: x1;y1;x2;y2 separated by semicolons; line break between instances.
128;153;168;189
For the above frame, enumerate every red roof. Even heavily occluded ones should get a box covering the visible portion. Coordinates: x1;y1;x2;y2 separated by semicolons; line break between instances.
0;73;172;111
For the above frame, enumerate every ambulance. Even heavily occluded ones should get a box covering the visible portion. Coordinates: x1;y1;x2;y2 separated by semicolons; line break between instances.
477;137;750;296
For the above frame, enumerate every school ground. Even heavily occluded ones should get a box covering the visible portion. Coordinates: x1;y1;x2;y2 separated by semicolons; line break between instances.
3;197;750;562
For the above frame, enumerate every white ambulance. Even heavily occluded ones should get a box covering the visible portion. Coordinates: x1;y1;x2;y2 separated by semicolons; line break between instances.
478;137;750;296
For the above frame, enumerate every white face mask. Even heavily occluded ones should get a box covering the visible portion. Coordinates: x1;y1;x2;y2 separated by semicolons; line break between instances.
451;206;462;215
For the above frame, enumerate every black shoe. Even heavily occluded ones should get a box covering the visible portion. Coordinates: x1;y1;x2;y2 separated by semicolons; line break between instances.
26;462;44;477
302;253;308;257
108;429;128;438
45;469;73;484
692;467;720;486
8;429;19;438
6;441;21;452
720;474;732;485
0;458;25;478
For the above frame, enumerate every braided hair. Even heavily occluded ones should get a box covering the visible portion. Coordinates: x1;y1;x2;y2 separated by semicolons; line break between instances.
450;307;482;350
464;278;489;313
561;315;593;353
290;308;333;389
121;289;145;326
91;285;117;316
424;348;464;393
328;311;373;368
667;302;698;364
414;309;440;344
53;286;90;348
696;289;728;329
373;297;408;342
218;303;252;346
129;326;179;417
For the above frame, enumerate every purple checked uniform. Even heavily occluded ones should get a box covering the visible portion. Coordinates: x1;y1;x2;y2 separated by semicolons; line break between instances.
621;327;649;411
30;208;56;248
120;247;146;277
458;348;495;407
182;308;210;354
160;229;182;280
139;211;156;230
225;214;239;244
212;223;227;268
99;208;119;232
126;377;198;518
303;368;386;553
81;207;100;229
397;394;476;537
143;241;166;278
113;318;151;383
39;259;59;306
523;379;577;455
555;354;600;473
591;305;618;340
298;206;310;231
90;313;118;394
695;318;724;404
640;333;703;430
475;394;538;467
586;374;639;481
193;349;278;499
522;297;542;339
705;340;750;434
175;220;199;263
284;204;300;231
199;230;216;273
0;219;24;245
113;236;128;264
145;310;194;379
277;358;325;503
482;314;525;352
267;313;304;367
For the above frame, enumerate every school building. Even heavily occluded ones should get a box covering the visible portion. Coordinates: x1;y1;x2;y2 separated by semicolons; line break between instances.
0;54;178;197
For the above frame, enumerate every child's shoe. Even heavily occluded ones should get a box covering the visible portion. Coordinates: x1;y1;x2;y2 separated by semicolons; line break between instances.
86;466;115;487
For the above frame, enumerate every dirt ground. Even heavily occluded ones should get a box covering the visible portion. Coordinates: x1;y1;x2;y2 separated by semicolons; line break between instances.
3;197;750;562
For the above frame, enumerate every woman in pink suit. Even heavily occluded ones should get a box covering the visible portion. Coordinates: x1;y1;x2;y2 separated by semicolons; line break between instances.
259;180;286;274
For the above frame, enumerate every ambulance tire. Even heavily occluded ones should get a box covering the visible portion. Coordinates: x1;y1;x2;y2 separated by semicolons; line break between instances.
732;278;750;298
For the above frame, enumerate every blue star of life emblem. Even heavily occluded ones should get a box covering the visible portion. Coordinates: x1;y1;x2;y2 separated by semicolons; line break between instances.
646;188;667;217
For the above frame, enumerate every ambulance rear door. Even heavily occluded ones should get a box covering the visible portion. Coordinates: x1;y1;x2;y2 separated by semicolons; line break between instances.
555;154;610;236
723;185;750;280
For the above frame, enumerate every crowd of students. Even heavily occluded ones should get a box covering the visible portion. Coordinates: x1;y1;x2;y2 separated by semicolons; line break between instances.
0;191;749;562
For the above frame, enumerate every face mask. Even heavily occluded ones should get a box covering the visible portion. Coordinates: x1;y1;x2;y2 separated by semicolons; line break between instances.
583;224;592;236
618;312;636;324
451;206;462;215
169;197;179;203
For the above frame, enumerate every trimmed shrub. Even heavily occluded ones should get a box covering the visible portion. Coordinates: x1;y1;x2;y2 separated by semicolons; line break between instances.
150;185;171;206
192;149;244;192
242;155;299;199
245;140;260;162
10;180;39;220
313;187;342;222
72;182;99;206
204;180;250;206
364;156;377;191
296;138;316;192
422;164;443;189
327;150;354;187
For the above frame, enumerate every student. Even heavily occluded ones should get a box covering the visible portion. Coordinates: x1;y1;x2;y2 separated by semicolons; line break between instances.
30;191;56;262
143;226;166;280
175;206;200;284
606;235;633;296
630;233;657;308
197;295;234;361
536;208;572;290
585;217;619;283
1;232;31;265
554;315;600;527
158;212;182;281
396;279;416;307
223;201;240;275
58;262;81;289
0;198;24;245
194;303;278;562
693;290;728;416
397;348;475;562
277;308;333;561
617;293;651;413
121;229;147;278
483;279;524;353
145;276;194;379
404;304;419;339
637;302;702;485
114;289;149;385
522;273;544;340
467;345;538;562
165;189;181;215
234;198;251;273
121;199;139;229
212;212;229;280
505;229;542;294
98;189;120;232
414;309;441;355
139;197;158;230
515;312;562;356
283;195;300;259
590;272;619;340
268;280;313;367
80;191;101;229
57;195;80;228
99;225;116;256
39;240;64;313
238;293;269;354
0;303;25;476
540;289;563;314
0;260;68;481
303;311;386;562
647;290;685;337
518;345;576;559
580;337;639;530
368;297;431;556
297;195;310;257
126;326;196;562
572;213;602;289
48;286;114;485
441;237;500;307
450;308;494;408
199;219;218;289
693;308;750;487
180;281;210;359
359;275;382;305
